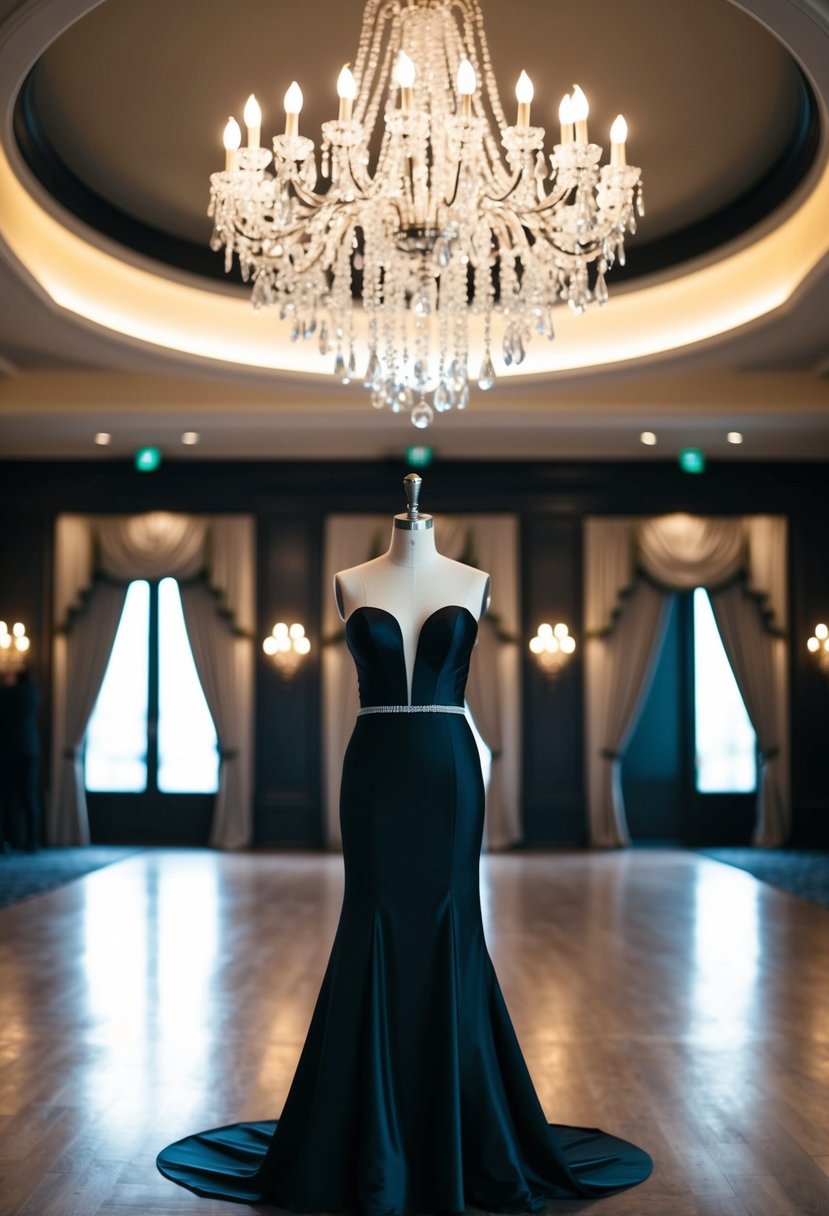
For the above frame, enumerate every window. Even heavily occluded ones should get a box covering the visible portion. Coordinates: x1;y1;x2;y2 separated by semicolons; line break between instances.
157;578;220;793
85;578;219;794
693;587;756;793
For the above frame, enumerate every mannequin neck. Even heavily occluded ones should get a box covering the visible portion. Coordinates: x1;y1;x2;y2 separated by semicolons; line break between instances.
386;520;439;568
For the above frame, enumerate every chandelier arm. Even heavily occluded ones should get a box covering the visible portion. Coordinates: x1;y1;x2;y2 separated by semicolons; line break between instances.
343;145;376;198
524;180;578;216
278;175;333;213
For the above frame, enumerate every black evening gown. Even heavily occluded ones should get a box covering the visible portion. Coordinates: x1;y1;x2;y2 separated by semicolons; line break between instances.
157;605;653;1213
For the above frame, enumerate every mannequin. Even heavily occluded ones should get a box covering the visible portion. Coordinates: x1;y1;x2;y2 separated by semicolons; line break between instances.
335;474;490;700
157;474;654;1210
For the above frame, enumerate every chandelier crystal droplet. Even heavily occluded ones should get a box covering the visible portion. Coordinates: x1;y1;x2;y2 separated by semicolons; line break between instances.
209;0;643;427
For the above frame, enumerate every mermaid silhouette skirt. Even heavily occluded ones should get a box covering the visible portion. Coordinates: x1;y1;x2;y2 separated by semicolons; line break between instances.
157;606;652;1212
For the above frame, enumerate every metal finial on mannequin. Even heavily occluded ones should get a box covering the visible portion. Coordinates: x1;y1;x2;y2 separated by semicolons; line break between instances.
394;472;433;531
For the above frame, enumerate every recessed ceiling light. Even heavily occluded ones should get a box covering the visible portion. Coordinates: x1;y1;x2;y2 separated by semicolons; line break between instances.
181;431;200;445
726;431;744;444
640;431;657;446
94;432;111;445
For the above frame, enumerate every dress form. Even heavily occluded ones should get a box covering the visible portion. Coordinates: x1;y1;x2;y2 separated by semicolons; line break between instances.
335;475;490;701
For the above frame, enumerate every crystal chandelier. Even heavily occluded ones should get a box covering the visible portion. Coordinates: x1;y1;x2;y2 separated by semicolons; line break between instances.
209;0;643;428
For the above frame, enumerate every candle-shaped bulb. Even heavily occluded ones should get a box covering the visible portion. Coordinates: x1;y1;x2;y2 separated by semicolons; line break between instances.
610;113;627;165
558;92;574;143
571;83;589;142
337;64;356;120
243;93;262;148
337;64;357;100
223;116;241;170
610;114;627;143
515;69;533;126
457;58;476;95
284;81;303;115
396;50;415;110
283;81;303;136
570;84;588;120
457;57;476;116
396;51;416;89
223;116;242;151
515;70;534;104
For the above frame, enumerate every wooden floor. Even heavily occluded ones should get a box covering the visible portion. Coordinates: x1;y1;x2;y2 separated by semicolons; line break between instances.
1;848;829;1216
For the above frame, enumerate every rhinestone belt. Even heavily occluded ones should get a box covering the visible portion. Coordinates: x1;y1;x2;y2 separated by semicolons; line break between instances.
357;704;466;716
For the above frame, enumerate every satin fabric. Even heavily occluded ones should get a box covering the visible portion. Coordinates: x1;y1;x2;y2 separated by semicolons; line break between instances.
157;605;653;1212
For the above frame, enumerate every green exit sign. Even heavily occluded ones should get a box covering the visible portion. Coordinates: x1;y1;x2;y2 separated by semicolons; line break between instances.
135;446;162;472
405;445;433;468
679;447;705;474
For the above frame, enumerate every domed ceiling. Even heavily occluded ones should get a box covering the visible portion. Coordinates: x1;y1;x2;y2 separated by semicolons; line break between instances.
0;0;827;459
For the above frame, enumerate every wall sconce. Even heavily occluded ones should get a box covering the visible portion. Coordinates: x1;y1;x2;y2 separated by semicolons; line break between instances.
263;621;311;677
529;622;576;676
0;620;30;677
807;623;829;673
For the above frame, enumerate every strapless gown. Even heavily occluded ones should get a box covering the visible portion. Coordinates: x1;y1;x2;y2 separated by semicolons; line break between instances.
157;605;652;1212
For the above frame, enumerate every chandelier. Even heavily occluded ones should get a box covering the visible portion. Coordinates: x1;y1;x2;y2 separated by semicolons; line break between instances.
209;0;643;428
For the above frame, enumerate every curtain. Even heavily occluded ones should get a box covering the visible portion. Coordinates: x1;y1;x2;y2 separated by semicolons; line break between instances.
51;512;255;847
48;583;127;845
584;518;636;636
710;583;789;846
180;583;254;850
585;580;672;846
584;513;789;847
321;513;521;851
745;515;788;631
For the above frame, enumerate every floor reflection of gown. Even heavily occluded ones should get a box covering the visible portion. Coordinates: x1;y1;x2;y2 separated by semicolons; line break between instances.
157;605;653;1213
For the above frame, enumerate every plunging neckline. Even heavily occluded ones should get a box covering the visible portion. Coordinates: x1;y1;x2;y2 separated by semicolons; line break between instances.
345;604;478;705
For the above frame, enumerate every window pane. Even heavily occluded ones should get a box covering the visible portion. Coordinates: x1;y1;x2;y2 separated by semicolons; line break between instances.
85;580;150;792
157;578;220;793
693;587;756;793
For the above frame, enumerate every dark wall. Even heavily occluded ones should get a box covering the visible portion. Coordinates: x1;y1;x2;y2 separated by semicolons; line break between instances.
1;458;827;848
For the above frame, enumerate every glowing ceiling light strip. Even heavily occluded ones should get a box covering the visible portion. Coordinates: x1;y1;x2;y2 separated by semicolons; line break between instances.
0;139;828;377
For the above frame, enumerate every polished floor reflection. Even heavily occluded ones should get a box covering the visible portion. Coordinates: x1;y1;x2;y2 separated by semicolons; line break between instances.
1;849;828;1215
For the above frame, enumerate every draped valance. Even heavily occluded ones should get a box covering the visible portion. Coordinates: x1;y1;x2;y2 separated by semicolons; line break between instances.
54;513;255;634
585;514;787;637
